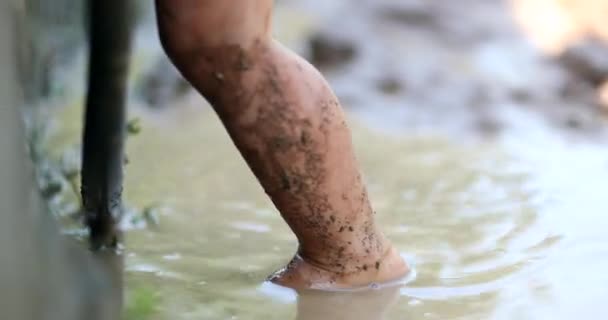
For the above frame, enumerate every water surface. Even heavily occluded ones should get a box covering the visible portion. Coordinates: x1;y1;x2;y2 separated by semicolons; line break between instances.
49;101;608;320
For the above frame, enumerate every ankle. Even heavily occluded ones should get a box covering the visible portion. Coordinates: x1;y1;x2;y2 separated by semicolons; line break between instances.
297;233;392;275
269;243;409;290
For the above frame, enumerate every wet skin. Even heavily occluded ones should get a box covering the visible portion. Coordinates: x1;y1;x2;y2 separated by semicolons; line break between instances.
154;0;409;289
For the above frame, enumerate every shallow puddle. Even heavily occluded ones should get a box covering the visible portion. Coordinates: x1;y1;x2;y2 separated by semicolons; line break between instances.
48;99;608;319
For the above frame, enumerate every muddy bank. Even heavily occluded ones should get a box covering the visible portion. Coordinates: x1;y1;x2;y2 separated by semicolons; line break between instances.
26;0;606;143
281;0;608;141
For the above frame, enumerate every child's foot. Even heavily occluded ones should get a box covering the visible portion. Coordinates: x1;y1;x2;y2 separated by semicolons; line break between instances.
268;245;409;290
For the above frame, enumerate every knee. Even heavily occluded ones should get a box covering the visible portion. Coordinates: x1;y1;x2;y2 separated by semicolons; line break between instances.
155;0;272;63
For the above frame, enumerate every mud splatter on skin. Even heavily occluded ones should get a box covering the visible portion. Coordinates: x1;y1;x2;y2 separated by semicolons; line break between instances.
300;131;311;146
170;39;384;275
213;72;225;81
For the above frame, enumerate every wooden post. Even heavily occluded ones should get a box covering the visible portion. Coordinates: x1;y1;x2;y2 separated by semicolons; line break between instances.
82;0;133;249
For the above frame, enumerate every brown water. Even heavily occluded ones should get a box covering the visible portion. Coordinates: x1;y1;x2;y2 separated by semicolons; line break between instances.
49;101;608;320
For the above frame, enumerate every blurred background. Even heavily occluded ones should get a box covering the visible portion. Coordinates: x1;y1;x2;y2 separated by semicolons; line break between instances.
2;0;608;319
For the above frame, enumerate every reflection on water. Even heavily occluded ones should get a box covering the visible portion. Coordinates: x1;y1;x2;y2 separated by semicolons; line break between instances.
296;285;401;320
258;282;401;320
48;101;608;319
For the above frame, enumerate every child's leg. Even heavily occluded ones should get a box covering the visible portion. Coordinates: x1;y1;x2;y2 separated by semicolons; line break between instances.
154;0;408;289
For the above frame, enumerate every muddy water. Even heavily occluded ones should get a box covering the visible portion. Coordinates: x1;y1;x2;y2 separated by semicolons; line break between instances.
49;101;608;320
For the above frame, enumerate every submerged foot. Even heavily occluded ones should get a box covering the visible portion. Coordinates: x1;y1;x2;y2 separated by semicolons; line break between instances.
268;245;410;291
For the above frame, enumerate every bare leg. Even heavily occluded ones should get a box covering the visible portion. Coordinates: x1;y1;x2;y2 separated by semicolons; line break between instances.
154;0;408;289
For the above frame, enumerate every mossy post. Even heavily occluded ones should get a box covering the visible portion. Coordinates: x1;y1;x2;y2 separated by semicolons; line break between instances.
82;0;133;250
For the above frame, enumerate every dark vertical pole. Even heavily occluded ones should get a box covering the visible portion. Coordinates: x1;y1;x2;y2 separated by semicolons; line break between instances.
82;0;133;250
